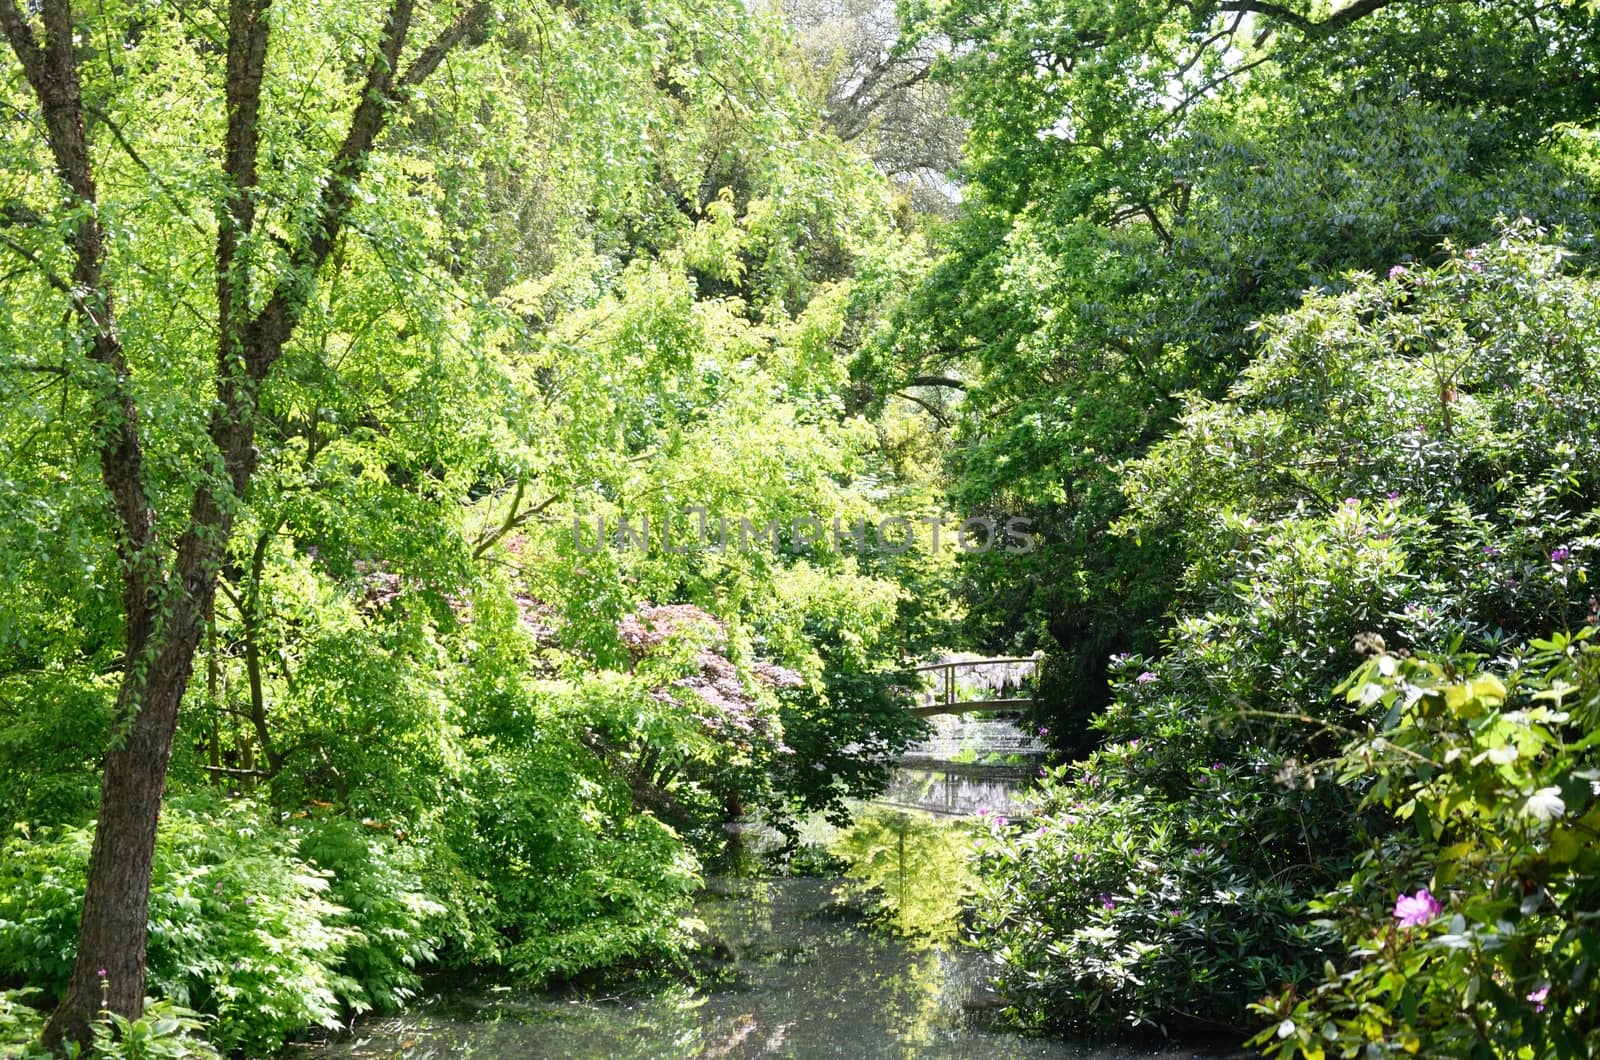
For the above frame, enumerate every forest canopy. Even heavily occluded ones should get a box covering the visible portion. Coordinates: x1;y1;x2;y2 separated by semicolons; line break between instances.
3;0;1600;1056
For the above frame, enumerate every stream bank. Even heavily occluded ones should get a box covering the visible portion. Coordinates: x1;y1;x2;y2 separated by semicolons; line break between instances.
293;764;1234;1060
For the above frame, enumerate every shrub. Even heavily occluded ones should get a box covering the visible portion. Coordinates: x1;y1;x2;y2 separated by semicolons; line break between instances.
0;990;219;1060
290;814;450;1014
442;734;701;984
970;769;1330;1036
0;794;456;1055
1253;631;1600;1058
967;229;1600;1036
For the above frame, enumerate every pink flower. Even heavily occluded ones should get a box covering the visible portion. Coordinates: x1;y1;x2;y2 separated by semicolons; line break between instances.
1392;888;1442;928
1527;986;1549;1013
1135;671;1156;684
1388;265;1408;280
96;968;106;979
1098;893;1117;911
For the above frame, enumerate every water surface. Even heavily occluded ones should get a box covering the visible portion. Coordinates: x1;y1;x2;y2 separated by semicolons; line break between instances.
296;877;1204;1060
295;767;1227;1060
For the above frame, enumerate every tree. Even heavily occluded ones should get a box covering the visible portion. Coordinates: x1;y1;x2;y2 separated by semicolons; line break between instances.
782;0;965;212
0;0;490;1047
968;229;1600;1035
880;0;1600;743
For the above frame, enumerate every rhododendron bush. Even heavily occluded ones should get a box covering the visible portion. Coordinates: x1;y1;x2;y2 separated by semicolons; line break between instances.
1255;632;1600;1057
967;232;1600;1041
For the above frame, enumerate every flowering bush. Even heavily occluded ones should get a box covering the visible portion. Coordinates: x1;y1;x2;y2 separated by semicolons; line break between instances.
1252;632;1600;1058
968;229;1600;1038
971;776;1329;1035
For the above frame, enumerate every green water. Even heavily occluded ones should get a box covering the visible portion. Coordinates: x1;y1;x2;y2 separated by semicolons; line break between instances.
297;876;1213;1060
297;769;1226;1059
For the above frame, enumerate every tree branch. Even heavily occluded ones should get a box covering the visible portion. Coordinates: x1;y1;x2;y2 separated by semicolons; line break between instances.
1215;0;1408;36
473;480;559;559
1;0;159;652
400;0;490;87
892;389;951;426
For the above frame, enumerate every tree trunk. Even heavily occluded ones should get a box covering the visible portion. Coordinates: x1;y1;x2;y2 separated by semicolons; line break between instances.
42;647;201;1049
2;0;491;1050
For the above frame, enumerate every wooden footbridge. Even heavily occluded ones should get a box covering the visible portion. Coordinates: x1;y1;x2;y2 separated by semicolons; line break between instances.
910;654;1042;717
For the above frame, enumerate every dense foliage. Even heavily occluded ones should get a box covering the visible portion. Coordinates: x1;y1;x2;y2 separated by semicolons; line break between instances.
1254;633;1600;1057
968;227;1600;1045
0;0;953;1051
880;0;1600;746
6;0;1600;1055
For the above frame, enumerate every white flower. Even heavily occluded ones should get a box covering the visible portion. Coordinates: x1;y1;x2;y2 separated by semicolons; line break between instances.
1522;787;1566;822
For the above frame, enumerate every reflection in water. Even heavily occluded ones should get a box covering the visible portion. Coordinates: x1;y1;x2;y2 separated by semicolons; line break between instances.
902;713;1048;763
299;769;1219;1059
831;809;976;940
301;878;1194;1060
875;764;1037;818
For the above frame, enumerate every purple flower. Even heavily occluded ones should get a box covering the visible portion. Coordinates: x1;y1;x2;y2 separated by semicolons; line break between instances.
1062;814;1079;826
1127;739;1142;751
1386;491;1400;503
1098;893;1117;911
244;896;254;907
1392;888;1442;928
1527;986;1549;1013
1211;761;1224;770
992;815;1010;828
1552;547;1572;563
1034;826;1049;837
96;968;107;979
1388;265;1408;280
1038;726;1050;736
1468;261;1483;273
1344;497;1360;508
1482;543;1501;556
1135;671;1156;684
1190;846;1207;856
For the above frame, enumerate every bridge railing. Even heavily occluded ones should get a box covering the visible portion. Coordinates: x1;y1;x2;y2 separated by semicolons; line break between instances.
911;655;1041;716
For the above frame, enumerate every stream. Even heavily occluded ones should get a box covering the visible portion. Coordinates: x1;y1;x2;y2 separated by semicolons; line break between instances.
294;763;1227;1060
